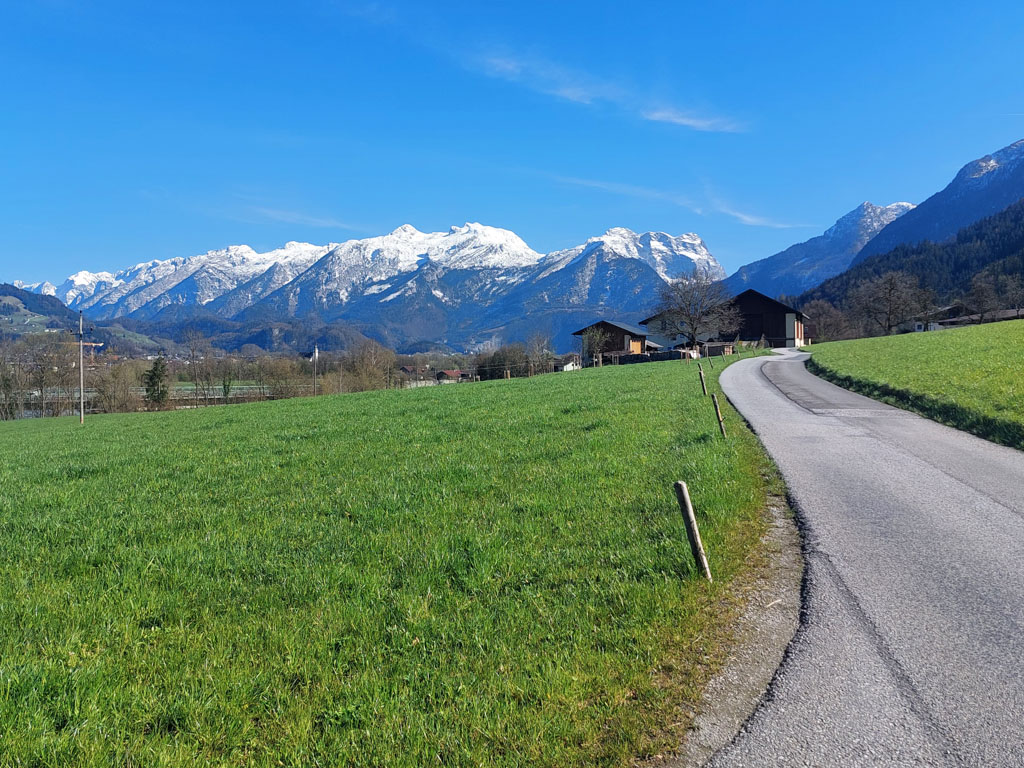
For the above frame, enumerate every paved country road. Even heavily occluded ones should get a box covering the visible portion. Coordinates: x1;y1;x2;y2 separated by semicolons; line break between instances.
711;350;1024;767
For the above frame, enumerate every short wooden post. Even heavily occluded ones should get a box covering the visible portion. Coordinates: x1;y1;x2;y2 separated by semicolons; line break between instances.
711;393;727;438
707;356;714;369
698;363;708;396
674;481;712;582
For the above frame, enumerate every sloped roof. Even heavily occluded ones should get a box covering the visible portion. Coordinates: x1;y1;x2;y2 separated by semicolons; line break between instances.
644;289;809;324
733;289;809;319
645;334;687;350
571;319;647;336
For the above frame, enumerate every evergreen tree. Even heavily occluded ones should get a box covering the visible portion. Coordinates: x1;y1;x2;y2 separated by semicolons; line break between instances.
143;356;170;408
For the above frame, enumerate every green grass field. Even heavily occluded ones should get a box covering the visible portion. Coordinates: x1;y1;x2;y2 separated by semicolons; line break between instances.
807;319;1024;448
0;360;775;767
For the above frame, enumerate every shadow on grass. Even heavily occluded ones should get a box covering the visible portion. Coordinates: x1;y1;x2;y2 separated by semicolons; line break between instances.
807;357;1024;451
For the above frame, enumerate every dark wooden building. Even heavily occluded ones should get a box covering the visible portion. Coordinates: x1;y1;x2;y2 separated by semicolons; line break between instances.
571;320;647;358
733;290;807;348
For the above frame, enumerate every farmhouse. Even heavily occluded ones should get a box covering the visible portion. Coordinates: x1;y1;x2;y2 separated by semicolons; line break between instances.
436;369;469;383
571;320;647;359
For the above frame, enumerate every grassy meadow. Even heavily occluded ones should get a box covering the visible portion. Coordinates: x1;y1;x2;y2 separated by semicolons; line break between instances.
0;359;776;767
807;319;1024;448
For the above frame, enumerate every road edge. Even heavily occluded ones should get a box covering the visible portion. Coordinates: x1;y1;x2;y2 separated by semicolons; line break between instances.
660;492;803;767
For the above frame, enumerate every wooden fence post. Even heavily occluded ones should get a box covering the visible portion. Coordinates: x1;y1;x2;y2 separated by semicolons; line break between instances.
698;363;708;396
711;393;727;438
673;481;713;582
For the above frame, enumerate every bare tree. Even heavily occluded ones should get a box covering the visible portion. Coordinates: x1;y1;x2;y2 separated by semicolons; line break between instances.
526;332;553;374
265;358;303;399
849;271;927;336
998;274;1024;319
578;326;611;366
185;329;215;405
801;299;851;342
27;333;76;416
94;362;142;413
967;273;1001;322
654;269;741;348
0;336;29;420
217;356;237;401
346;340;396;391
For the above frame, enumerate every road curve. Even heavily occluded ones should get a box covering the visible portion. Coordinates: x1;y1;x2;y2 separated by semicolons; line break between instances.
712;350;1024;767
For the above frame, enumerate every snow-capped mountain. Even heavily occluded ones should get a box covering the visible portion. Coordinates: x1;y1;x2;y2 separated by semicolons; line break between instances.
855;138;1024;262
724;201;914;298
21;223;720;350
13;280;57;297
63;241;334;320
543;228;722;282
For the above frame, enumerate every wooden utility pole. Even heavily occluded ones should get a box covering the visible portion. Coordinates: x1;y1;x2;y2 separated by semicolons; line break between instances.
78;312;85;425
311;344;318;396
673;481;712;582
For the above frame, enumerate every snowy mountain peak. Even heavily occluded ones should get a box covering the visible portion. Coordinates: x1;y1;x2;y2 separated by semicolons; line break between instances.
12;280;57;296
956;139;1024;182
825;201;915;242
433;223;543;269
724;200;915;298
390;224;422;237
570;227;723;280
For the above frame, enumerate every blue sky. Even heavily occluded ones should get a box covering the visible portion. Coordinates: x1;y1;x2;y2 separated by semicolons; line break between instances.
3;1;1023;284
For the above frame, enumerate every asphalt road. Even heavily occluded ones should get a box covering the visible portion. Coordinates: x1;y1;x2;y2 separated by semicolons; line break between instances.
712;350;1024;767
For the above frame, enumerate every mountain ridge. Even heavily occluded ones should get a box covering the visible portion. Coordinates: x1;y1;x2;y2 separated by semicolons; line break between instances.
723;201;914;298
19;223;723;351
854;139;1024;263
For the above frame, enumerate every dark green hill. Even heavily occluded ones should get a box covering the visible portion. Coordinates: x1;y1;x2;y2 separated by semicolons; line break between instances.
0;283;78;325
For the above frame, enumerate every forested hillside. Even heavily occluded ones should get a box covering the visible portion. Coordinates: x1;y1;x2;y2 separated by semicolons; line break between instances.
802;198;1024;306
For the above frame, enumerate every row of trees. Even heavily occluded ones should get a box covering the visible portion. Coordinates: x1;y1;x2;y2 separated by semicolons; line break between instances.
800;270;1024;342
0;332;407;420
0;331;92;420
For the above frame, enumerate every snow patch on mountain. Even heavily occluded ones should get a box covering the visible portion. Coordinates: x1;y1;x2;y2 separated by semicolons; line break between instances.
956;139;1024;183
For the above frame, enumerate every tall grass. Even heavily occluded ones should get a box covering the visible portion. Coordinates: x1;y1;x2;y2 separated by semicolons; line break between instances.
807;319;1024;448
0;360;773;766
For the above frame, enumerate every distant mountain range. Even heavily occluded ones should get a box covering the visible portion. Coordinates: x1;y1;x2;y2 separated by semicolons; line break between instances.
801;197;1024;307
723;201;915;298
16;224;723;352
725;138;1024;300
15;138;1024;351
853;139;1024;263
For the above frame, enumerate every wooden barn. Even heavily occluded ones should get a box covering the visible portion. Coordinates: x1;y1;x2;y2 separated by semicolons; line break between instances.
571;320;647;358
733;290;807;348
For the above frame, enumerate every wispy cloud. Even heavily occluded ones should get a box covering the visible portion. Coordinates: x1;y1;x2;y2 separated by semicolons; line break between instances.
549;172;816;230
709;200;814;229
642;108;742;133
472;51;741;133
336;6;742;134
478;54;624;107
552;174;702;213
249;207;358;229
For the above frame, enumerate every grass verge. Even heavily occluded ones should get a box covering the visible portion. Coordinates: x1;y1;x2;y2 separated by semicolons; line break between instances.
806;319;1024;449
0;359;775;766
